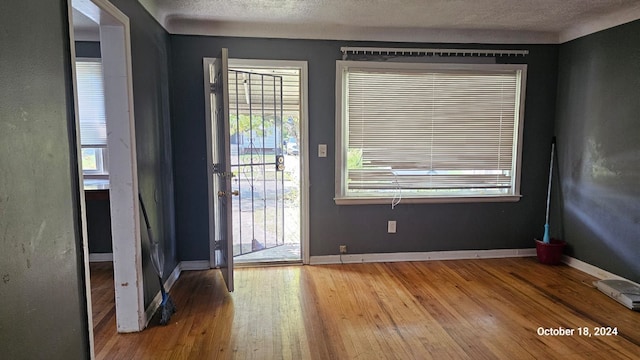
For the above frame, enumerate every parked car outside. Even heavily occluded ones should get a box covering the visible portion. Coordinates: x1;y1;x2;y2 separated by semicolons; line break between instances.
286;141;299;155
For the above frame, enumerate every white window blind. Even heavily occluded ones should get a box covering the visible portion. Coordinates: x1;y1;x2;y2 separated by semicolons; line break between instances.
336;61;527;202
76;60;107;147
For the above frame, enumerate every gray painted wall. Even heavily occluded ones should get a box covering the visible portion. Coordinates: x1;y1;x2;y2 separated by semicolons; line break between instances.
169;37;559;261
555;20;640;283
86;197;112;253
109;0;177;307
0;0;89;358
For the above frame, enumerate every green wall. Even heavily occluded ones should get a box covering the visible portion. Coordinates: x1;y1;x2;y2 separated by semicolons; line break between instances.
0;0;90;358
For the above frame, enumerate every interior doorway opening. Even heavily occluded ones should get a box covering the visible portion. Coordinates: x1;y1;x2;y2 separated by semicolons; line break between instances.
69;0;145;348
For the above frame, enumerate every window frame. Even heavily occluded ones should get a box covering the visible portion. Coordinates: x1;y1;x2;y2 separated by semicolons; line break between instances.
334;60;527;205
81;146;109;177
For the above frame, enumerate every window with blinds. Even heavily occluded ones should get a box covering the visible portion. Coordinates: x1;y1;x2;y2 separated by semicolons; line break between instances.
76;59;108;176
76;60;107;146
335;61;527;203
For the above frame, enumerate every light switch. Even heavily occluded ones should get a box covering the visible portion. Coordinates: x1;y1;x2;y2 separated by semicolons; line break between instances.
318;144;327;157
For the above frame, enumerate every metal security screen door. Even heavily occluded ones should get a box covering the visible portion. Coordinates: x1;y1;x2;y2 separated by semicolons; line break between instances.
228;67;298;262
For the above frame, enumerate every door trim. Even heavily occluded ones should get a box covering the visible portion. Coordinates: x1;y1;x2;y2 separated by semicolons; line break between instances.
70;0;145;337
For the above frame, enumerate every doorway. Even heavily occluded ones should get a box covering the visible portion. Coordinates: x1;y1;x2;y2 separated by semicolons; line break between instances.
205;57;309;270
69;0;145;346
229;63;303;265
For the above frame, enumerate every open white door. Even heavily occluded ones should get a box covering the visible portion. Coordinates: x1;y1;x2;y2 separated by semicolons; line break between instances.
204;49;234;292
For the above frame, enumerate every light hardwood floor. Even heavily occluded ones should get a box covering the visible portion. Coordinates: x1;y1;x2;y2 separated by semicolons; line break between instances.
90;258;640;359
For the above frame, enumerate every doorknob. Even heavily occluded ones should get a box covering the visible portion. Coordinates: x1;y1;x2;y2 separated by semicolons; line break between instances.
231;190;239;196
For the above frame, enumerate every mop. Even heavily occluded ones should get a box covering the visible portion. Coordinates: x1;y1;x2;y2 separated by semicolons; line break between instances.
139;193;176;325
542;137;556;243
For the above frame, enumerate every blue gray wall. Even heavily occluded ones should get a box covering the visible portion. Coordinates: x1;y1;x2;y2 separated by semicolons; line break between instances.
555;20;640;283
85;195;113;253
169;37;559;261
1;5;636;358
109;0;177;307
0;0;89;358
75;41;101;58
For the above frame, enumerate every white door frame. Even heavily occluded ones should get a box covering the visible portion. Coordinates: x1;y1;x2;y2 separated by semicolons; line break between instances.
69;0;145;341
224;58;310;265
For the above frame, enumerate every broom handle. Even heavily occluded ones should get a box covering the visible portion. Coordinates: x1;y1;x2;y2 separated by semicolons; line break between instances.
545;138;556;224
138;193;152;232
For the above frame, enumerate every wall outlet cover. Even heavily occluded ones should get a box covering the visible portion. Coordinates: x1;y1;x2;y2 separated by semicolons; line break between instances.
388;220;397;233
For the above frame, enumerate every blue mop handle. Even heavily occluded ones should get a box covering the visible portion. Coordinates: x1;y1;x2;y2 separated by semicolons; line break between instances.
543;224;550;244
543;138;556;244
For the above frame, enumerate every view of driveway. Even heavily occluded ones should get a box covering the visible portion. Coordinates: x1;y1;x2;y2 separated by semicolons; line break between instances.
231;152;300;262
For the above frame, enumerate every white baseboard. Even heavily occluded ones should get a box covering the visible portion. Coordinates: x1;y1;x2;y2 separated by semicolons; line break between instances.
144;291;162;327
143;262;180;327
309;248;536;265
179;260;210;271
143;260;211;327
166;263;181;292
89;253;113;262
562;255;640;287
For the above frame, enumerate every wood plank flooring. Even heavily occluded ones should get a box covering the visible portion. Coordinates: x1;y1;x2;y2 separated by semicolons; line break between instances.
90;258;640;359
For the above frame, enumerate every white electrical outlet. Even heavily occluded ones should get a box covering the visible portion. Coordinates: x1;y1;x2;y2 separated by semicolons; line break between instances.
388;220;397;233
318;144;327;157
339;245;347;253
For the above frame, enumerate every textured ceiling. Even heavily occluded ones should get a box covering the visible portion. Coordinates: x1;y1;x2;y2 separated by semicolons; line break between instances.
139;0;640;43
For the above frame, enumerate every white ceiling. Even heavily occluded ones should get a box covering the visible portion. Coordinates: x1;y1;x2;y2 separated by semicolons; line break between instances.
73;8;100;41
136;0;640;43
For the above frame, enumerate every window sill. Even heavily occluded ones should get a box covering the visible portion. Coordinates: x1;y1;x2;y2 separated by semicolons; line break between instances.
334;195;522;205
83;178;110;191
